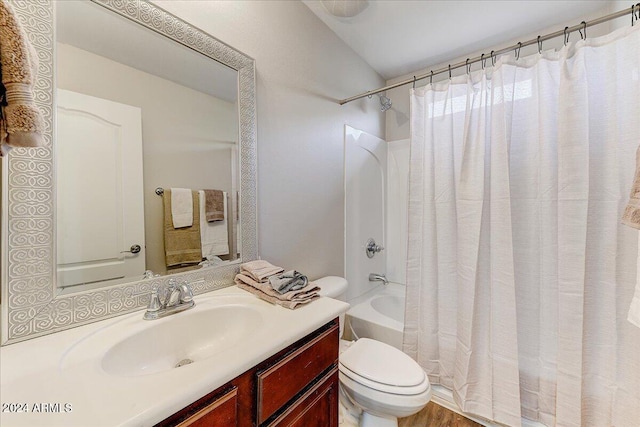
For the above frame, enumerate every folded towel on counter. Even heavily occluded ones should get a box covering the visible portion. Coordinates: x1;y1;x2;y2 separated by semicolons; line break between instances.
240;260;284;283
204;189;225;222
164;189;202;267
199;190;229;256
269;270;309;294
235;273;319;309
171;188;193;228
0;1;45;156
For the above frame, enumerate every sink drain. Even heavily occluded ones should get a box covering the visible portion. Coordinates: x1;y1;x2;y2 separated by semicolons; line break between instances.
175;358;194;368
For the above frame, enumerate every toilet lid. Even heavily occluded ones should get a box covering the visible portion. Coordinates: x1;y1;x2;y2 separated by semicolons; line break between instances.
339;338;426;388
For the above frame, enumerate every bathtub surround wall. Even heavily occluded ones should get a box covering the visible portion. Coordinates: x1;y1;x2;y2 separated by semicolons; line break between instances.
344;131;409;292
344;126;386;301
155;1;385;279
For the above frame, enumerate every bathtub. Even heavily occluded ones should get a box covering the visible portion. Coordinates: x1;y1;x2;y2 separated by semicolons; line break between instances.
345;282;405;350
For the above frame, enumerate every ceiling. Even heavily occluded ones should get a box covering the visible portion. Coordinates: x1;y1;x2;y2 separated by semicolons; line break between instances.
302;0;612;80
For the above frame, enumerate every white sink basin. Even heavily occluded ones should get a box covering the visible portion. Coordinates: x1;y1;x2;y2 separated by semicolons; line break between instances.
60;294;268;377
102;304;263;377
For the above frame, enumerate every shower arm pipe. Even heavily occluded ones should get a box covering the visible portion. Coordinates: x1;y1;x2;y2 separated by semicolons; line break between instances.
338;4;639;105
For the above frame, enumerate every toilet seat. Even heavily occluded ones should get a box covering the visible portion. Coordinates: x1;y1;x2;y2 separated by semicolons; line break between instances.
339;338;429;396
339;363;430;396
339;370;432;420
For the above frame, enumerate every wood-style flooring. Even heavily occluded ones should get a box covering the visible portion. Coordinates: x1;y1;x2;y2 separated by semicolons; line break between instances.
399;402;484;427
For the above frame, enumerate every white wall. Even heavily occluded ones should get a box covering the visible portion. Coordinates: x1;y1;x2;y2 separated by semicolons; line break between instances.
385;3;621;141
154;1;385;279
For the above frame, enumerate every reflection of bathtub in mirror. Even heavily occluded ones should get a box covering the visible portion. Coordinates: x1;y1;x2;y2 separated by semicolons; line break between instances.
345;282;405;350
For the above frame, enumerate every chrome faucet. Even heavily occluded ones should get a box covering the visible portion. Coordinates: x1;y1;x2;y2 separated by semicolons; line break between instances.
369;273;389;285
143;279;195;320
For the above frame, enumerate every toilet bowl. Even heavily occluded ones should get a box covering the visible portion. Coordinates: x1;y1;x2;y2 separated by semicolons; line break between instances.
315;277;431;427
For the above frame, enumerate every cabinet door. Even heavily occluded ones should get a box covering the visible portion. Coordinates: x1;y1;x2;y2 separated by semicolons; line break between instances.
266;368;338;427
257;323;339;424
174;387;237;427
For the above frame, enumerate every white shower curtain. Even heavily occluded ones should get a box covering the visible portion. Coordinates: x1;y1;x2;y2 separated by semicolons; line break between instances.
404;26;640;427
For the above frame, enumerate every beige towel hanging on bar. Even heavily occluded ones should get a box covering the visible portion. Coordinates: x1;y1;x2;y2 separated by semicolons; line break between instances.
163;189;202;267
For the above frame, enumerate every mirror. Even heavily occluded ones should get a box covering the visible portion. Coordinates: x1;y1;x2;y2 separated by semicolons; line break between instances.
55;1;240;292
1;0;257;344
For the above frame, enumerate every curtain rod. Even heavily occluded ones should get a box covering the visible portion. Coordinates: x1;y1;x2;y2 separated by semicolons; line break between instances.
339;4;640;105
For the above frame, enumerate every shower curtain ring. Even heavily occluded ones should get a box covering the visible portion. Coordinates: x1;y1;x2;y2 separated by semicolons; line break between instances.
515;42;522;60
490;50;495;66
448;64;452;79
564;26;570;45
466;58;471;74
537;35;543;54
430;70;434;85
412;76;416;89
481;53;486;69
579;21;587;40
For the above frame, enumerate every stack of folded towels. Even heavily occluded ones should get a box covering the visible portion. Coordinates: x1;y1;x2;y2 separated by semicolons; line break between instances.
235;260;320;309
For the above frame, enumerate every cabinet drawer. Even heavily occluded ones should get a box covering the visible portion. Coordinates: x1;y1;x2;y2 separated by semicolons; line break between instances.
167;386;237;427
257;323;339;424
266;367;338;427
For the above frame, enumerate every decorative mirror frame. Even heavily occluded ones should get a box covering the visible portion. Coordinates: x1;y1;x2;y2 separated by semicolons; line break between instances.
1;0;257;345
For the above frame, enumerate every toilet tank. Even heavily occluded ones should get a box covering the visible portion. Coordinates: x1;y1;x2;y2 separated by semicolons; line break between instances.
315;276;348;300
315;276;349;337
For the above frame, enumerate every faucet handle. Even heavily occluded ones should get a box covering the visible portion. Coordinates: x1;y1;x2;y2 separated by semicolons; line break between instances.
366;238;384;258
179;281;194;304
147;288;162;313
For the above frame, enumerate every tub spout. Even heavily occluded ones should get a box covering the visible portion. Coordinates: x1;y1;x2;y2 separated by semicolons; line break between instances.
369;273;388;285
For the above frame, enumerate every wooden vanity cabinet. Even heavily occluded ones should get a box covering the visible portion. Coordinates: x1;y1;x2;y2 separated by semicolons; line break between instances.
155;318;339;427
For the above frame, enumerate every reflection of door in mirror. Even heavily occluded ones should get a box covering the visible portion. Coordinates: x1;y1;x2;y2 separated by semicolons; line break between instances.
56;89;145;290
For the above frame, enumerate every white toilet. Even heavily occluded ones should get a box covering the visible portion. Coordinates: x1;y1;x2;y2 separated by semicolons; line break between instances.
315;276;432;427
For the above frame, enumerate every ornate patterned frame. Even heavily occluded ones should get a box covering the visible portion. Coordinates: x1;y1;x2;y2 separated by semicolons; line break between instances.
1;0;257;345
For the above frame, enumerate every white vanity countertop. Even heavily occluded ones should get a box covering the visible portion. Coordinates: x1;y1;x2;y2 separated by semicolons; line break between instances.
0;286;349;427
